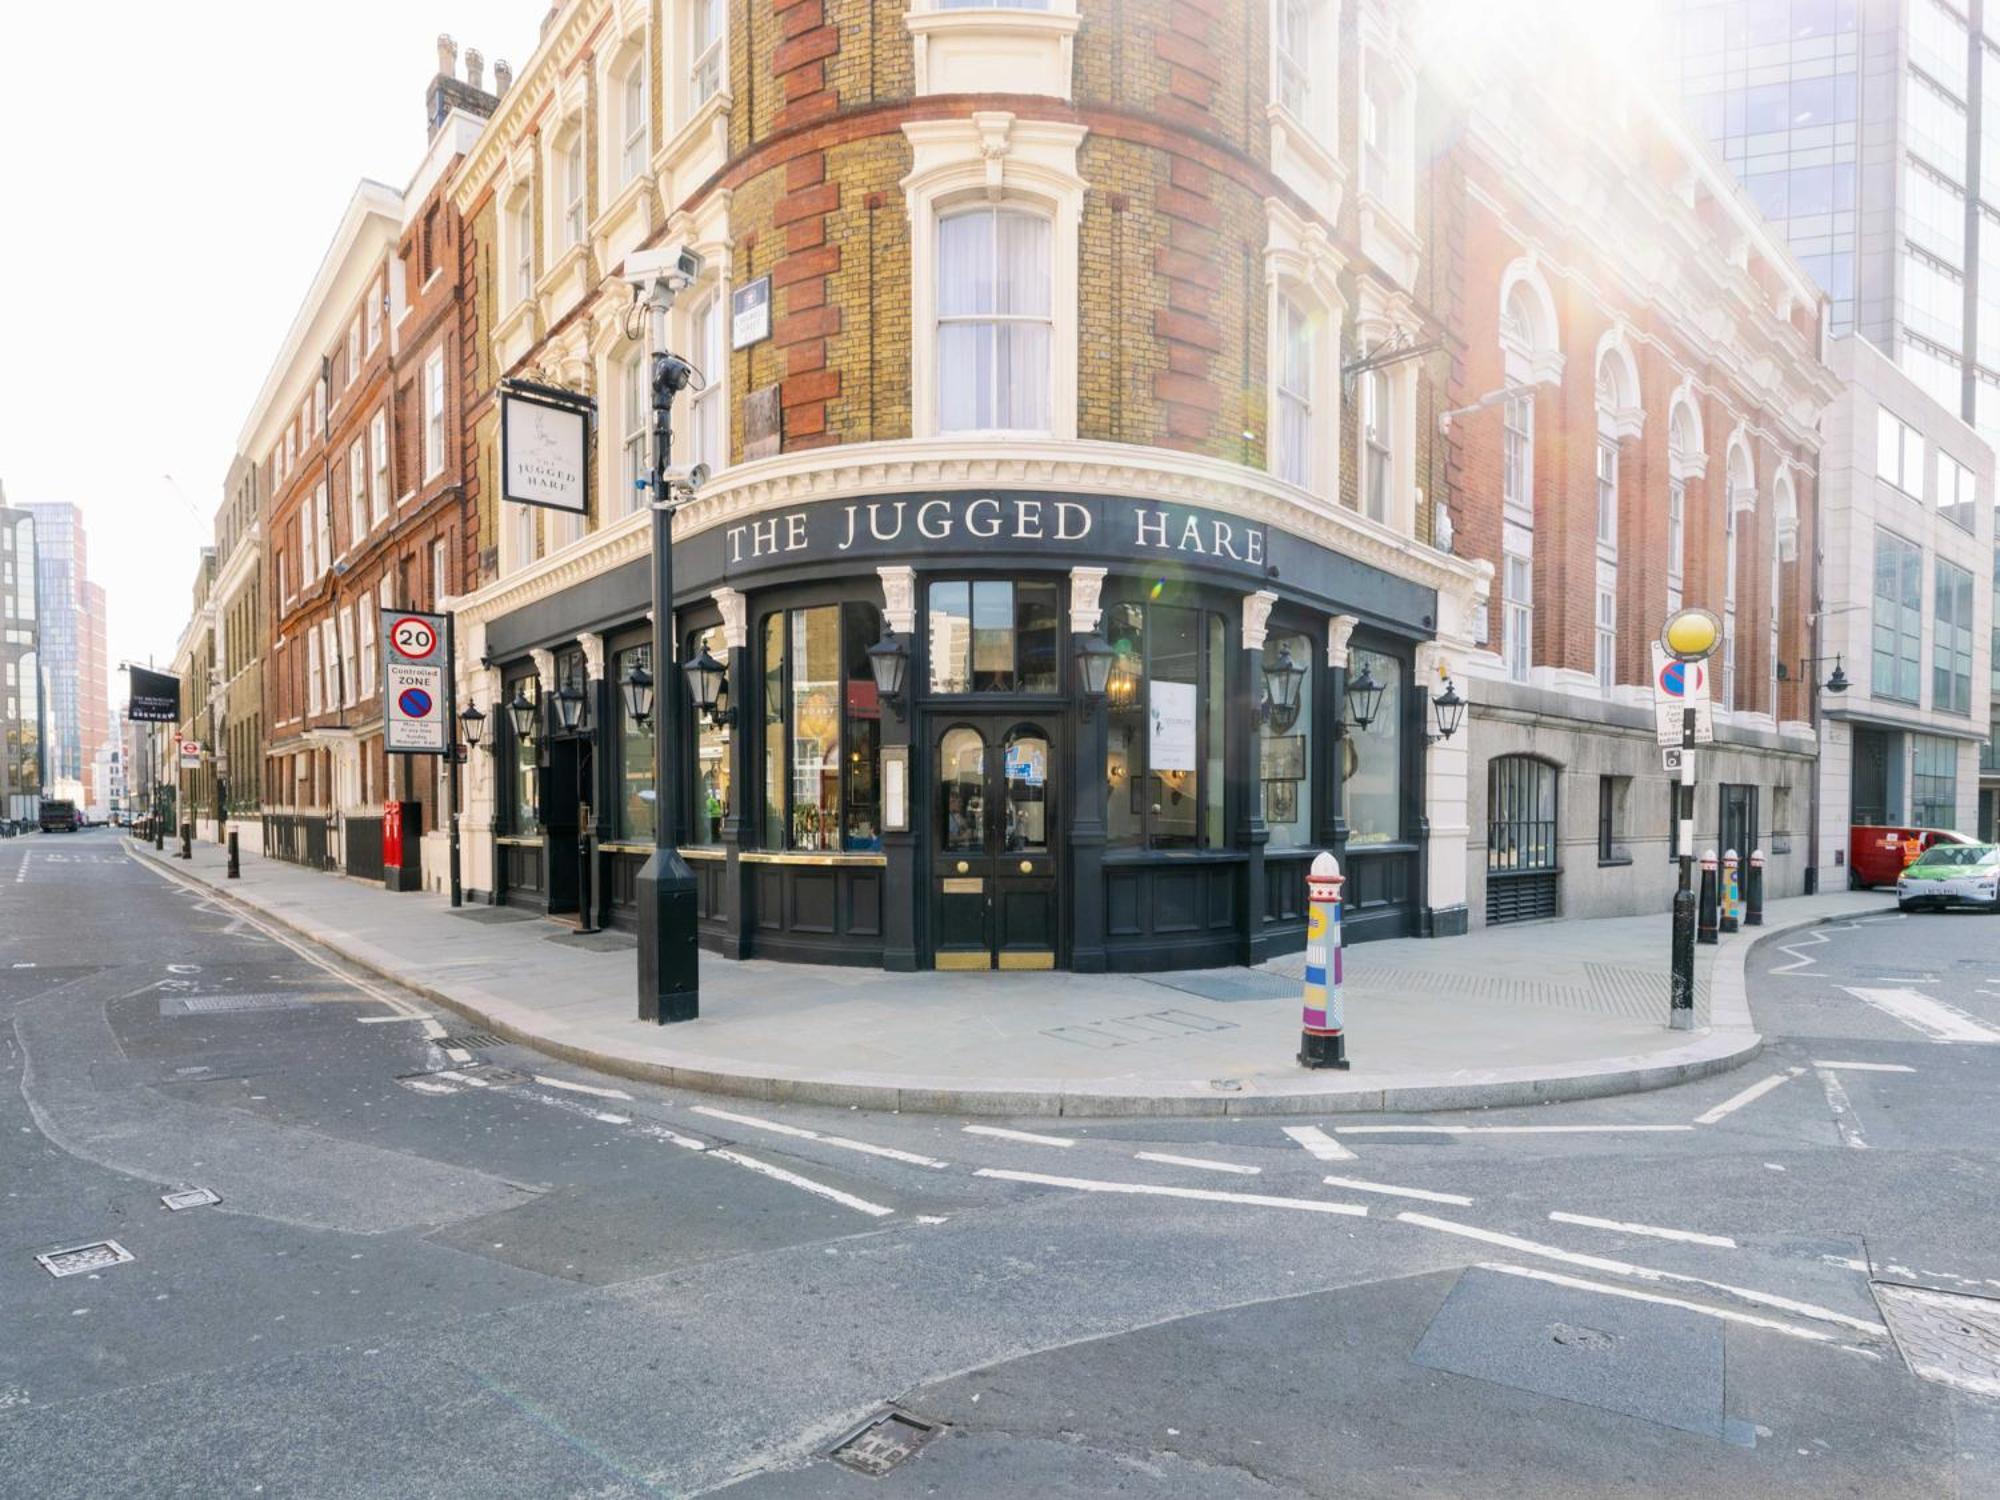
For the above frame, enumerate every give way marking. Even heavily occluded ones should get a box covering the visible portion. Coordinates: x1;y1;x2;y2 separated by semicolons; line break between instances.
1840;987;2000;1044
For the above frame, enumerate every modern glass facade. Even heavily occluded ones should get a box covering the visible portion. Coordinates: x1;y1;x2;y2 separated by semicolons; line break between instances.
0;505;43;820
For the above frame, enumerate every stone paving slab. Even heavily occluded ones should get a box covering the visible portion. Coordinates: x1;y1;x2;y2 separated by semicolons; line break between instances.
124;837;1891;1117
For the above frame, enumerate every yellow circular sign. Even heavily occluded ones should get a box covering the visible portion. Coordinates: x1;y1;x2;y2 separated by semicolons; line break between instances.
1662;608;1721;661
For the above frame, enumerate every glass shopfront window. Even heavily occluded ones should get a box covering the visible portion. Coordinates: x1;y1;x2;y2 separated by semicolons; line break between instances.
684;627;731;844
1260;632;1314;849
614;642;656;842
506;673;540;835
927;580;1060;694
1104;599;1227;850
1344;647;1402;845
760;602;883;851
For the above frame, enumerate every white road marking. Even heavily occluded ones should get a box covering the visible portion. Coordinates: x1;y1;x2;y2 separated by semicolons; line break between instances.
433;1070;491;1088
357;1015;424;1024
634;1122;707;1151
962;1125;1075;1148
1816;1068;1869;1150
443;1047;473;1064
1134;1151;1261;1176
691;1105;948;1168
976;1167;1368;1216
13;852;26;883
591;1111;632;1124
1810;1060;1916;1073
1477;1264;1838;1345
403;1079;458;1095
1335;1124;1696;1135
1282;1124;1357;1160
710;1149;895;1217
1769;928;1827;974
1320;1175;1473;1206
532;1075;634;1101
1547;1211;1738;1248
1841;986;2000;1044
1822;1255;1871;1273
1694;1069;1803;1125
1396;1212;1888;1336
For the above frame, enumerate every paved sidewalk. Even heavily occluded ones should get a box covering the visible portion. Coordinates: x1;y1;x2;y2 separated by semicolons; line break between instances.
127;838;1890;1116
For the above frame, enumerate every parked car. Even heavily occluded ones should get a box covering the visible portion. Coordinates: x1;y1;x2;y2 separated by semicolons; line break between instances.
1848;825;1978;890
1897;842;2000;912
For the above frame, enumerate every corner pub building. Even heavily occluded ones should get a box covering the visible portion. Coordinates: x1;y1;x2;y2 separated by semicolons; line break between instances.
446;0;1488;974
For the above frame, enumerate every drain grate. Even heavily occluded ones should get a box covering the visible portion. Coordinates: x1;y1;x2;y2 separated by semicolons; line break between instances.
162;992;311;1016
161;1187;221;1211
36;1240;135;1277
828;1410;942;1477
438;1031;508;1050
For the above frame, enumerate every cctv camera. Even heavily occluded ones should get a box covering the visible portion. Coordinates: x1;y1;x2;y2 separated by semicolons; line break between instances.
688;462;711;490
622;245;704;296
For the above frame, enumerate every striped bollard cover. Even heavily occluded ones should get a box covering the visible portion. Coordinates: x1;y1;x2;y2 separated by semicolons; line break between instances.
1298;851;1349;1070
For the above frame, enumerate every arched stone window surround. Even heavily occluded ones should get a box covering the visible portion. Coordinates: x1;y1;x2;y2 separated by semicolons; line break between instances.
1497;258;1562;386
1666;383;1707;481
1592;328;1643;442
1265;197;1347;502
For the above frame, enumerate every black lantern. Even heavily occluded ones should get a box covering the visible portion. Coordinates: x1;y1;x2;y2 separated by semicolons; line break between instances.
1431;677;1466;741
622;660;655;727
682;646;730;726
1824;656;1849;695
508;689;538;743
866;629;910;718
554;683;586;734
459;703;487;750
1262;645;1307;735
1344;658;1386;731
1074;632;1116;707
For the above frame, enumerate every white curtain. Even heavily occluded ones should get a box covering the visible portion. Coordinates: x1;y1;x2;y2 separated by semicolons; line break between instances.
1276;296;1312;486
938;207;1051;433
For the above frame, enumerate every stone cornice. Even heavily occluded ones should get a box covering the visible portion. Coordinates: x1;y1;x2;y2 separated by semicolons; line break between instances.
451;0;610;215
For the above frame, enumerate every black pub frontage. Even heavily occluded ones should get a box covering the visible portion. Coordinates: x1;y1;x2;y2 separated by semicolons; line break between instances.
477;489;1456;972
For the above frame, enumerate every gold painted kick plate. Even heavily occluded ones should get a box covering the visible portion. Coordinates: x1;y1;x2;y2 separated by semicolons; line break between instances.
936;951;992;971
998;951;1056;971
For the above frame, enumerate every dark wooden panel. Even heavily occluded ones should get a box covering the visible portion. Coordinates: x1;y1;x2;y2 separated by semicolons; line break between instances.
696;860;726;922
1206;865;1235;928
846;871;882;937
755;869;784;930
789;871;839;934
1265;857;1308;924
1154;870;1202;932
999;886;1055;952
1106;871;1142;936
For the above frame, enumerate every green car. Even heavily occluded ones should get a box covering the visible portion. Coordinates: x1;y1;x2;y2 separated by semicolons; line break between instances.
1896;842;2000;912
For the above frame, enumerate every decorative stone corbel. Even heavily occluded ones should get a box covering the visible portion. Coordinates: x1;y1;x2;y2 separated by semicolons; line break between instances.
877;565;918;634
1241;590;1279;653
578;631;606;682
714;587;748;651
1068;566;1107;635
528;647;556;686
1326;614;1360;670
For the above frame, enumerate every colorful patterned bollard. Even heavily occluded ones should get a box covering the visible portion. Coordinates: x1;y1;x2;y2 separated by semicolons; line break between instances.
1697;849;1719;945
1298;851;1349;1070
1745;848;1765;927
1720;849;1741;933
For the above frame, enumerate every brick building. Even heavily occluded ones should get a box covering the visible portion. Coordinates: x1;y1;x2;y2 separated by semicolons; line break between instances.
1425;14;1841;925
447;0;1492;969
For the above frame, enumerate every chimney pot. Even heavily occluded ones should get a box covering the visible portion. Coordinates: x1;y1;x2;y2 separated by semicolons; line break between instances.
465;48;485;91
437;33;458;78
494;58;513;95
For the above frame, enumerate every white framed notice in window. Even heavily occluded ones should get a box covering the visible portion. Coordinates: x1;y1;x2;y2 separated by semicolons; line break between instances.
882;744;909;833
1149;680;1197;772
731;276;771;350
501;389;590;514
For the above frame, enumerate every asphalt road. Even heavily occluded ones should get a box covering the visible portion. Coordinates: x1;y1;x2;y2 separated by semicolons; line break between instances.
4;830;1998;1497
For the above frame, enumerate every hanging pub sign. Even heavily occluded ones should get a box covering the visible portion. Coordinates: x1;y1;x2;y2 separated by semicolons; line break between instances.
382;608;449;755
127;666;181;723
500;382;591;515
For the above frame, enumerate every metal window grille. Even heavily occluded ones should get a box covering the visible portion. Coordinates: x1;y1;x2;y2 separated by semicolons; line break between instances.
1487;755;1558;924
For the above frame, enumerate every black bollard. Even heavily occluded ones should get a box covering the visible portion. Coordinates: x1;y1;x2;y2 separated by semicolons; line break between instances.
227;829;240;880
1745;848;1764;927
179;821;193;860
1697;850;1719;945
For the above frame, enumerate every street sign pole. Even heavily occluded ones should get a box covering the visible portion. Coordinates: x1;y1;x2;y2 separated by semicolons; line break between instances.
1669;707;1697;1030
1657;609;1721;1033
445;611;463;910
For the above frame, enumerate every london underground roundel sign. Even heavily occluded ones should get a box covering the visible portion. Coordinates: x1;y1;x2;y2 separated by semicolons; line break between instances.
1661;607;1721;662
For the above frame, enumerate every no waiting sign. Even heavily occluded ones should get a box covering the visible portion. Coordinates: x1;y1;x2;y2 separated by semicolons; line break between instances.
383;609;450;755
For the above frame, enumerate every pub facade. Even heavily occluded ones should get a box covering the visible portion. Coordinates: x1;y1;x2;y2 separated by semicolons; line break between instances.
446;0;1490;971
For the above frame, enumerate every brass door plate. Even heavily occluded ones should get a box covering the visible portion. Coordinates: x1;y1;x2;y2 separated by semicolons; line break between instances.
941;877;984;894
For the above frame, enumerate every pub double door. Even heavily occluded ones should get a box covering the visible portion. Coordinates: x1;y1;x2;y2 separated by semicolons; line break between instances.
930;717;1059;970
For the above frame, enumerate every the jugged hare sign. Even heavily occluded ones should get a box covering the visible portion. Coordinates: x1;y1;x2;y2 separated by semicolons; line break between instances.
501;388;589;514
382;609;449;755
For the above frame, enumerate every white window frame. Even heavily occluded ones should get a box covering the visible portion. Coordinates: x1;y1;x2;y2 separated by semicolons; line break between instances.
934;203;1055;435
314;484;332;578
619;345;651;514
339;609;358;709
359;608;376;699
1362;366;1392;523
1875;406;1925;496
1667;478;1686;615
619;49;650;185
1273;293;1314;489
1503;543;1533;684
423;348;446;481
312;376;326;436
365;275;384;352
1595;566;1617;690
559;127;586;249
283;426;296;476
1595;438;1618;554
1501;393;1533;519
1273;0;1314;123
369;410;389;526
347;319;362;384
300;509;315;583
348;441;367;543
687;289;725;474
432;539;448;607
307;627;323;716
690;0;724;111
509;194;534;308
322;620;342;714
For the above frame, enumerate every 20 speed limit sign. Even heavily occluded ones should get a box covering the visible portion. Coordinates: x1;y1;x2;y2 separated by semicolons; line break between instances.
387;615;439;661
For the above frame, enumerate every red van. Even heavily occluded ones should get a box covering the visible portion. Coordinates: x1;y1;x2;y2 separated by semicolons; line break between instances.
1849;826;1978;889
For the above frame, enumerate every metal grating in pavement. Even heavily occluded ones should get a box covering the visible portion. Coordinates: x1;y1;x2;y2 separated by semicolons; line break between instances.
161;1187;221;1211
36;1241;135;1277
447;907;539;924
828;1410;942;1477
438;1031;509;1050
1042;1009;1239;1049
1875;1282;2000;1398
161;992;314;1016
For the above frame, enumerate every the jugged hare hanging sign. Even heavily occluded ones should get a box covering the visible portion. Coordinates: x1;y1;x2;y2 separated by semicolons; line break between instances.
500;386;590;514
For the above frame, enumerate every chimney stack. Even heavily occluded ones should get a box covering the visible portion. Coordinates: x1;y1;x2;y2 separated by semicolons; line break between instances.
494;59;513;95
464;48;484;91
427;38;503;138
436;33;458;78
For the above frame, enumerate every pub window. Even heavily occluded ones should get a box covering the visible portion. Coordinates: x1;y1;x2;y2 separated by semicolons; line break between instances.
760;603;882;851
1104;599;1227;850
926;580;1060;694
1260;632;1314;849
1343;647;1402;845
686;625;731;843
506;673;541;835
614;641;657;842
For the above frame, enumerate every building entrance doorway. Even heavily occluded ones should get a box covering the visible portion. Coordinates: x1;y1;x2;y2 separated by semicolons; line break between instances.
543;736;593;923
929;717;1059;970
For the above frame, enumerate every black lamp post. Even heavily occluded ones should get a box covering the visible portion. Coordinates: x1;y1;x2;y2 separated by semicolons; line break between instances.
621;660;655;728
1823;656;1849;694
1074;632;1116;707
1343;658;1386;731
682;645;731;726
1430;677;1466;741
867;629;910;719
1262;645;1307;734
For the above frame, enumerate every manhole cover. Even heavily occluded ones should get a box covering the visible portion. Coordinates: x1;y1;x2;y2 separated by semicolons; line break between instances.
36;1241;135;1277
162;992;310;1015
439;1032;508;1050
828;1410;942;1477
1549;1321;1617;1352
1875;1282;2000;1397
161;1187;221;1211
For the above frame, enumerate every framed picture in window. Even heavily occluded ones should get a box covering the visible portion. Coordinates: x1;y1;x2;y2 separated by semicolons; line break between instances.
1260;734;1306;781
1265;780;1298;824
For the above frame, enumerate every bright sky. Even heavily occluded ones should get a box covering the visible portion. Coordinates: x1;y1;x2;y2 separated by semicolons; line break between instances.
0;3;543;703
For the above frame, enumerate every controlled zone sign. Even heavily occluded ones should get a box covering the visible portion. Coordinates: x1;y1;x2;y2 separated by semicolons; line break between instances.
1650;644;1713;747
383;608;449;755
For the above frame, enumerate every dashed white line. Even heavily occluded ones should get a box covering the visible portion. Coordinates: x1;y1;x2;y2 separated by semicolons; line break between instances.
710;1149;895;1217
1134;1151;1261;1176
1477;1264;1839;1345
1694;1069;1803;1125
532;1075;634;1101
1282;1124;1357;1161
1547;1211;1738;1248
1810;1060;1916;1073
13;852;27;883
1320;1175;1473;1206
1840;986;2000;1044
1816;1067;1869;1150
1769;928;1827;975
976;1168;1368;1216
691;1105;948;1168
1395;1212;1888;1336
1335;1124;1696;1136
962;1125;1075;1148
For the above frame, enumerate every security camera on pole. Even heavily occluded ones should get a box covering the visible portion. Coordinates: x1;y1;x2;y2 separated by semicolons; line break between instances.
1654;608;1720;1032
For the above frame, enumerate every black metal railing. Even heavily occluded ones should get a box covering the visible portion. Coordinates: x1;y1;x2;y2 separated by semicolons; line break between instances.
344;816;385;883
263;812;335;872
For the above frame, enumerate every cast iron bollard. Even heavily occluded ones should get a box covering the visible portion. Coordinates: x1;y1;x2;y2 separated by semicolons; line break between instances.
154;818;163;851
227;829;240;880
179;821;193;860
1745;848;1764;927
1720;848;1740;933
1298;851;1349;1070
1697;849;1719;945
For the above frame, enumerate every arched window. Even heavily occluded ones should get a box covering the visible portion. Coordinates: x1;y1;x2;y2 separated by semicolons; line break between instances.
1487;754;1559;924
1498;267;1557;684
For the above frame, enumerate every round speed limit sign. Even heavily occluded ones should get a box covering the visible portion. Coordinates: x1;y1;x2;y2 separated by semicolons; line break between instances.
389;616;439;660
